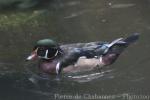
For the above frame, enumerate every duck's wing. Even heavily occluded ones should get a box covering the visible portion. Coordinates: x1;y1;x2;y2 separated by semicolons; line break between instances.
56;42;108;74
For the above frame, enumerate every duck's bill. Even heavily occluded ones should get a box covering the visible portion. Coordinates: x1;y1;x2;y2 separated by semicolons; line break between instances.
26;52;37;61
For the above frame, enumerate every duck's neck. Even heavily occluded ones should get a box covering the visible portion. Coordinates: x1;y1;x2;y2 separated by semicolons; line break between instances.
41;59;53;62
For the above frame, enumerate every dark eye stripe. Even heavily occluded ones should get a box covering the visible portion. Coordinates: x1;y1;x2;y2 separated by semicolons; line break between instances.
47;48;57;58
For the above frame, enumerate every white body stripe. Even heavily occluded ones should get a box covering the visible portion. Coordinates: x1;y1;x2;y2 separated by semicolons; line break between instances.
56;62;60;74
99;56;103;64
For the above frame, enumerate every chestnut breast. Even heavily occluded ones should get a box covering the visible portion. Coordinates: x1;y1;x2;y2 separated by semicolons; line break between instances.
39;60;58;74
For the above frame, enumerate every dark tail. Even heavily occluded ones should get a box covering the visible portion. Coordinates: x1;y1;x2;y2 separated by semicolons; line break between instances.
109;33;140;54
102;33;140;65
124;33;140;45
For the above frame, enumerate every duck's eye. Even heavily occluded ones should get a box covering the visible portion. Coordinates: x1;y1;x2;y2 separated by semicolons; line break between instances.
37;47;47;57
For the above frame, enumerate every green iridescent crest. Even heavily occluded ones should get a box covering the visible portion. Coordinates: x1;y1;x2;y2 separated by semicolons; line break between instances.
36;39;58;47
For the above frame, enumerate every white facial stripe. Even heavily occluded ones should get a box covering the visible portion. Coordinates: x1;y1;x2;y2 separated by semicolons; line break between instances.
38;48;59;59
36;48;38;52
44;49;49;58
39;49;49;59
54;50;58;56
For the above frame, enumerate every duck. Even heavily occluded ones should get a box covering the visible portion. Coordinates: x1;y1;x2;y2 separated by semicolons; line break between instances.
26;33;139;75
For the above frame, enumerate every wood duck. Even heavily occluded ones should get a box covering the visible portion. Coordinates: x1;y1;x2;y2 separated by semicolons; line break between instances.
26;33;139;75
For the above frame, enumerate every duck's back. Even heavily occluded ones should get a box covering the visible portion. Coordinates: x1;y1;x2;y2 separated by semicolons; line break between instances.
60;41;108;54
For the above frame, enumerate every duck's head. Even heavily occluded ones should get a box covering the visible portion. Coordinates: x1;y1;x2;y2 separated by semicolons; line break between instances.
26;39;60;61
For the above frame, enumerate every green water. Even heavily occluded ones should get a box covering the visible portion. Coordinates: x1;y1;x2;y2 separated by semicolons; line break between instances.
0;0;150;100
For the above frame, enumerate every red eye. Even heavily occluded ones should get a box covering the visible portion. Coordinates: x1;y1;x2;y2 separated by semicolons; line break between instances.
37;47;47;57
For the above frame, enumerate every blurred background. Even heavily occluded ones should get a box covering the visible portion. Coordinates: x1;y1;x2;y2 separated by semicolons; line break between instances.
0;0;150;100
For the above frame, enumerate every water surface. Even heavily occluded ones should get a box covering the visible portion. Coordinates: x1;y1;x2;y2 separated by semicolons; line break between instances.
0;0;150;100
